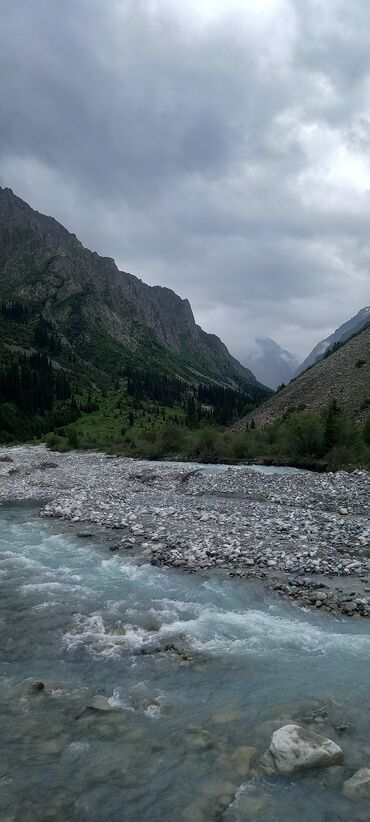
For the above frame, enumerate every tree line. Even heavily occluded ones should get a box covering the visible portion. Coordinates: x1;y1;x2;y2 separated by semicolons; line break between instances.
124;365;262;427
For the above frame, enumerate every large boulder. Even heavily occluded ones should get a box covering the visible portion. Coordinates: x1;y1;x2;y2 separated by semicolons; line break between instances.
260;724;344;775
343;769;370;800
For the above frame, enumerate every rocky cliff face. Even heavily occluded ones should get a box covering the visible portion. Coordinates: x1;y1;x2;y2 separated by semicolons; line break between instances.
234;323;370;428
0;187;265;390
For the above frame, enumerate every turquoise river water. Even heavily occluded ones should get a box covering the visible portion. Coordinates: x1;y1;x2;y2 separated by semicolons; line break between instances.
1;501;370;821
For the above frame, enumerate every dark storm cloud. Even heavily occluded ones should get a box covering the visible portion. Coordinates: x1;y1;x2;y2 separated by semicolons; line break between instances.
0;0;369;362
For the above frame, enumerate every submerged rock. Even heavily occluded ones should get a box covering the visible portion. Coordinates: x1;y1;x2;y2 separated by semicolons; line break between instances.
184;727;214;752
260;724;344;775
343;768;370;800
87;695;114;712
135;697;161;713
26;681;45;694
38;737;66;755
212;709;243;725
0;761;9;777
230;745;256;777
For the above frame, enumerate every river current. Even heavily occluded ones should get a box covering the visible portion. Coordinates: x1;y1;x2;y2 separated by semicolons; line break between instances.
1;499;370;821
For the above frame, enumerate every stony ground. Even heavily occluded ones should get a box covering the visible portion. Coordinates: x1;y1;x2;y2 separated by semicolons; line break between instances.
1;445;370;617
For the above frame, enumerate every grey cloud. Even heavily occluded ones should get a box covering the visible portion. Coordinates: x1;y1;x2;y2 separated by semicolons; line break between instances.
0;0;369;363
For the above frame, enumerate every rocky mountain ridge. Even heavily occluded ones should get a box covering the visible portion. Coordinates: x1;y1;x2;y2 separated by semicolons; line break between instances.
298;306;370;375
0;187;266;392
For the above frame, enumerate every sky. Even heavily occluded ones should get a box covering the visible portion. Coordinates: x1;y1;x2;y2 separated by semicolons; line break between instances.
0;0;369;363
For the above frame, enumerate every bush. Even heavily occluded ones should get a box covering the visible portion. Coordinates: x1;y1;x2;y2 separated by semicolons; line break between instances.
283;412;324;458
326;445;357;471
159;423;186;454
45;432;62;448
66;428;79;448
192;427;221;462
364;417;370;446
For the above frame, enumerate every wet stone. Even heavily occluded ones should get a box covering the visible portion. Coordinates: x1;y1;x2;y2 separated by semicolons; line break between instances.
87;696;114;712
26;681;45;694
260;724;344;775
343;768;370;800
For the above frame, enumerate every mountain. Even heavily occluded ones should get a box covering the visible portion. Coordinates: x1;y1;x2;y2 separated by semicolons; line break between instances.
246;337;299;390
298;307;370;374
0;187;267;394
233;321;370;430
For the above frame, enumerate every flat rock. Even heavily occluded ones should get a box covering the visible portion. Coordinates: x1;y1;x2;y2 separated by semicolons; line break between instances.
343;768;370;800
87;695;113;712
260;724;344;775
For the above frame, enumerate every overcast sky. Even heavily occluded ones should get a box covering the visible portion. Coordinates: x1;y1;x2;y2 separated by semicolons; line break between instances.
1;0;369;362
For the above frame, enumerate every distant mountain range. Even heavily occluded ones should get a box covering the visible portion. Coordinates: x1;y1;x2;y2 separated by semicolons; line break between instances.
246;337;299;390
297;307;370;374
0;187;268;397
234;319;370;430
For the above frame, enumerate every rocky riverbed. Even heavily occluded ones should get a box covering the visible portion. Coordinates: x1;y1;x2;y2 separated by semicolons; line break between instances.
1;445;370;617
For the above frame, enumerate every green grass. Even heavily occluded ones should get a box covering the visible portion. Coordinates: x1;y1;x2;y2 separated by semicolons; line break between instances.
55;389;186;453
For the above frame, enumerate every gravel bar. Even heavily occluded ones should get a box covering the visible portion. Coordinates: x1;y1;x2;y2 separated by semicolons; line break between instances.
1;445;370;617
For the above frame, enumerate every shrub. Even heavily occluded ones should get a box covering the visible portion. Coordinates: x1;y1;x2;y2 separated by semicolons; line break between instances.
283;412;324;458
192;427;221;462
159;423;186;454
45;432;62;448
364;417;370;446
66;428;79;448
326;445;357;471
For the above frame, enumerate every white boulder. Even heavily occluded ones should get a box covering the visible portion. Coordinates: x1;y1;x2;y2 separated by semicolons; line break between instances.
260;724;344;775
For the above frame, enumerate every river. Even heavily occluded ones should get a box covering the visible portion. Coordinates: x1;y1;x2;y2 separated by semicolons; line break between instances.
1;499;370;820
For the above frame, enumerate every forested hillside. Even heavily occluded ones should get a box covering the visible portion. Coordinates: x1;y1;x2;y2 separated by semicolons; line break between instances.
0;188;270;445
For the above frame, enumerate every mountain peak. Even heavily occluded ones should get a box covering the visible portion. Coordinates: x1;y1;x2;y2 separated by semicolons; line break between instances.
245;337;299;390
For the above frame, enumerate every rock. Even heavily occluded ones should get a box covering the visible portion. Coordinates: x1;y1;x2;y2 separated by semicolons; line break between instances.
135;697;161;713
0;761;9;777
315;591;327;602
39;737;66;755
343;768;370;800
87;695;113;712
260;724;344;775
339;508;349;516
184;728;214;752
212;709;243;725
26;681;45;694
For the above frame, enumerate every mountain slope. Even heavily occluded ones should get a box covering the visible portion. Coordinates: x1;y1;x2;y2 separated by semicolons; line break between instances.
298;307;370;374
233;322;370;429
0;187;267;394
246;337;299;389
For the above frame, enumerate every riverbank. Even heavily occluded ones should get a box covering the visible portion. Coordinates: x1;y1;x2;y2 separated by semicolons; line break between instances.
147;455;328;472
1;445;370;617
